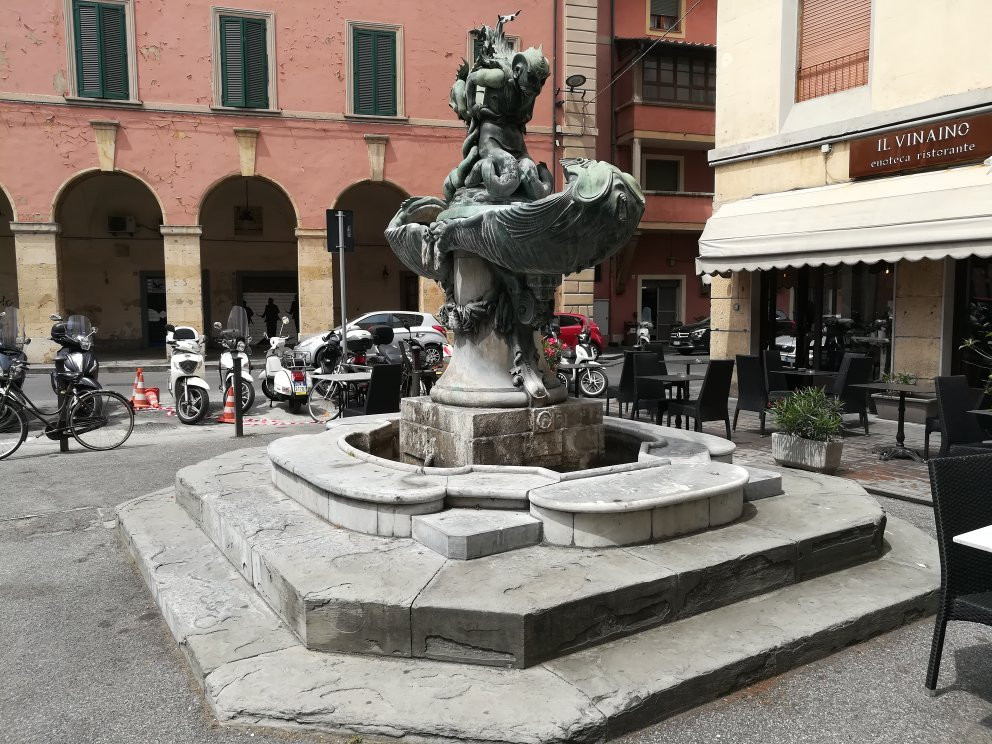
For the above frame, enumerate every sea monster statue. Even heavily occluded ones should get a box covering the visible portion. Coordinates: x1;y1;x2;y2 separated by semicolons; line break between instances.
386;12;644;408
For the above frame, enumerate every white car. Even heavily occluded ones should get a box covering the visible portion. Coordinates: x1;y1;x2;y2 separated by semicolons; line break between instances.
295;310;450;368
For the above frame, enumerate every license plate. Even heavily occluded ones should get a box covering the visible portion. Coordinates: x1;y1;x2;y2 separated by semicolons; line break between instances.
293;383;308;394
671;340;684;346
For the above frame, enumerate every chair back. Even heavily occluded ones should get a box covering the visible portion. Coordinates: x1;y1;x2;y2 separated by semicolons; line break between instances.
364;363;402;414
829;352;861;396
936;375;986;447
735;354;767;410
633;351;667;400
616;350;650;399
928;453;992;599
763;349;788;392
698;359;735;418
837;355;873;410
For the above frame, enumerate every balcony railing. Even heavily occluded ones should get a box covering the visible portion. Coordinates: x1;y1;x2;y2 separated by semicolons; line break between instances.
796;50;868;102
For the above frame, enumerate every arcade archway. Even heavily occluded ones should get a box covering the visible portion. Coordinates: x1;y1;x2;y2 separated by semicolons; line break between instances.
0;187;15;309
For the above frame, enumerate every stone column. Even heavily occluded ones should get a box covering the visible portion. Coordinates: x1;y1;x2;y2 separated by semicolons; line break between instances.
892;259;943;379
160;225;203;332
419;277;445;320
11;222;61;362
708;273;752;361
296;229;334;334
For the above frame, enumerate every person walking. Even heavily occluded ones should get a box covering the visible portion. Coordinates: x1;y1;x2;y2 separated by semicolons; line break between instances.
261;297;281;338
289;295;300;335
241;300;255;326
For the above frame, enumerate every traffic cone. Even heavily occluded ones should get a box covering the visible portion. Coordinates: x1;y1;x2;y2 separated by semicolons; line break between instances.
145;387;161;409
218;387;237;423
131;368;150;409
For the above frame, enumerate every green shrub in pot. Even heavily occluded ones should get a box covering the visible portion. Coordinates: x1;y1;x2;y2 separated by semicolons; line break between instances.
770;387;844;473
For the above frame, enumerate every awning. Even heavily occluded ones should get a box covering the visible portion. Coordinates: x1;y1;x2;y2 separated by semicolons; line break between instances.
697;162;992;274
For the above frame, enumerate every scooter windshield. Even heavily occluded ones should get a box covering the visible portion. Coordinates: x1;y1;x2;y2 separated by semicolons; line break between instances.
66;314;93;344
225;306;250;340
0;307;22;349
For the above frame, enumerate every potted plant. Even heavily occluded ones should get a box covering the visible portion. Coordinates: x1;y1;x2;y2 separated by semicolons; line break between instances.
871;371;937;425
770;387;844;474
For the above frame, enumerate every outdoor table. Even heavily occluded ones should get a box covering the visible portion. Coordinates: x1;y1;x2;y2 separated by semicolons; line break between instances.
852;381;934;462
780;368;837;390
311;371;373;413
953;525;992;553
675;358;707;375
637;373;705;427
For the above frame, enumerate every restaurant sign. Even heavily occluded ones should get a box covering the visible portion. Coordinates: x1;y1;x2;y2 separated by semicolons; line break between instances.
849;112;992;179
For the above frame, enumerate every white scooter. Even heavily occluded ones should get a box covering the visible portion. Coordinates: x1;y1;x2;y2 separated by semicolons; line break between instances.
636;319;653;349
213;306;255;413
165;324;211;424
560;326;608;397
259;316;312;413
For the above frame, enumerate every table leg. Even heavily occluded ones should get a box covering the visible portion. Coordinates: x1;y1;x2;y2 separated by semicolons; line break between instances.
873;390;922;462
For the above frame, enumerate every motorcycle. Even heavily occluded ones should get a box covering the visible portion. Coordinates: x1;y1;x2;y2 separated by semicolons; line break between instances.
259;316;312;413
49;314;100;398
213;306;255;413
165;324;211;424
558;326;608;397
0;308;28;391
399;320;437;397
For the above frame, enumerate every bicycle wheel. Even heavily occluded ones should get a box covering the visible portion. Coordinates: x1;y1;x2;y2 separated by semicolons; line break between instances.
309;380;343;423
0;403;27;460
70;390;135;451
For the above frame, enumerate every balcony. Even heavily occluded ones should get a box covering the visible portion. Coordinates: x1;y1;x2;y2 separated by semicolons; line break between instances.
616;101;714;146
639;191;713;231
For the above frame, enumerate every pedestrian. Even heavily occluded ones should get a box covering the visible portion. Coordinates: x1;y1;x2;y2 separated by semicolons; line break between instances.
241;300;255;326
289;295;300;334
262;297;280;338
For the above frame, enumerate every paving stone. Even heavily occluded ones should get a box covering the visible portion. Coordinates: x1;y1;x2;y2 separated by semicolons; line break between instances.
412;509;543;559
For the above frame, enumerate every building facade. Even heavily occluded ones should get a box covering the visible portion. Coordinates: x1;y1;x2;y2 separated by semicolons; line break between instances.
702;0;992;384
0;0;599;360
593;0;717;345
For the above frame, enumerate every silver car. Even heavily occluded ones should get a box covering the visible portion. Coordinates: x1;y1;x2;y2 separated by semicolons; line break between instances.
295;310;450;368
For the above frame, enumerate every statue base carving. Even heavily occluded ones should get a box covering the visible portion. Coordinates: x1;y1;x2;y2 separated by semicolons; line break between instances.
399;396;604;469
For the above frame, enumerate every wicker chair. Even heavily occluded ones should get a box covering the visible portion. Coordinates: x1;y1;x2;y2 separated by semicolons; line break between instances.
605;350;650;418
363;363;402;415
732;354;784;435
829;354;873;435
925;452;992;694
935;376;992;457
667;358;735;438
763;349;790;395
632;352;670;423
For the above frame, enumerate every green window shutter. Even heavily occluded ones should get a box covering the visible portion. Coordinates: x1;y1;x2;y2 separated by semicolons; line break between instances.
651;0;679;16
220;16;268;109
353;28;396;116
374;31;396;116
99;3;128;99
74;1;128;99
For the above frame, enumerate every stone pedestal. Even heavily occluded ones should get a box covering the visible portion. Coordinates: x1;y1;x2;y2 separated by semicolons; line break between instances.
399;396;604;469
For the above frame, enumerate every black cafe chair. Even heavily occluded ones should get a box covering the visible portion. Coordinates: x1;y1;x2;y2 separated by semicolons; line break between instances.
363;363;402;415
632;352;670;423
668;359;735;438
828;353;872;435
763;348;790;395
733;354;785;435
606;350;650;418
935;376;992;457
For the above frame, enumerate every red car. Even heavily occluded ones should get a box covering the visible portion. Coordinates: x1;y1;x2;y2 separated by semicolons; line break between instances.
553;312;604;359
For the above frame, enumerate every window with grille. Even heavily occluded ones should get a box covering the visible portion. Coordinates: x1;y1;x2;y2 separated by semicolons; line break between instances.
219;15;269;108
72;1;129;100
642;52;715;106
643;159;681;192
470;32;518;62
649;0;682;33
796;0;870;101
353;27;397;116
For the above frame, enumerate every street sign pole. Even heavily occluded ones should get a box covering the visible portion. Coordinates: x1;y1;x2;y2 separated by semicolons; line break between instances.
337;210;348;364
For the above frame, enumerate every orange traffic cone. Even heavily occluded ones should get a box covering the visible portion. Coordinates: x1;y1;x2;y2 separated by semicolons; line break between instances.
131;368;150;409
218;387;237;423
145;387;161;409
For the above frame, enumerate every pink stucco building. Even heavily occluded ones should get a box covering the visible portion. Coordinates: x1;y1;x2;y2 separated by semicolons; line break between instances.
1;0;604;358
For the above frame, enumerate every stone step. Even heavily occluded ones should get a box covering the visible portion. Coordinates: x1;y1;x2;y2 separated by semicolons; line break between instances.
411;509;543;559
173;447;891;668
117;488;938;744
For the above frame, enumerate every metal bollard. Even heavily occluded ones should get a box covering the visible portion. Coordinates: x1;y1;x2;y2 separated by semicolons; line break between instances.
233;357;244;437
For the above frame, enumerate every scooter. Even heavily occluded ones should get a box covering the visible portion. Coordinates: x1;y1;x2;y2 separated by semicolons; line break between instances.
259;316;312;413
559;326;608;397
165;324;211;424
213;306;255;413
49;314;100;397
636;319;653;350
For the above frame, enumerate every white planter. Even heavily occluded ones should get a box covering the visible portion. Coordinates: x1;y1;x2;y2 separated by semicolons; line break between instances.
771;433;843;474
870;394;937;425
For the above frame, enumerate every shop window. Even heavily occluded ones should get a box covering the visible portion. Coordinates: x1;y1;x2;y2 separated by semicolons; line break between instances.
648;0;683;33
642;52;715;106
212;9;276;110
796;0;870;102
952;257;992;387
70;0;130;100
352;26;398;117
643;158;681;192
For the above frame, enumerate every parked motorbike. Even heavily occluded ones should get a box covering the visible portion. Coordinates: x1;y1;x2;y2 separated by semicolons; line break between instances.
213;306;255;413
49;314;100;398
636;319;653;350
0;308;28;391
259;316;312;413
346;325;395;366
399;321;437;397
557;326;607;397
165;324;210;424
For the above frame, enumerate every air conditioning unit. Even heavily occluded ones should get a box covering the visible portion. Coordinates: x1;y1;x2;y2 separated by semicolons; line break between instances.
107;215;136;234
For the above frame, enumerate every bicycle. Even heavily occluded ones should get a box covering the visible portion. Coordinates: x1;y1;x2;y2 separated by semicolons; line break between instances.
0;360;135;461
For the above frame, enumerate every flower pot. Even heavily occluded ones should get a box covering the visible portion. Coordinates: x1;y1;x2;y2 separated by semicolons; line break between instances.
771;432;843;474
869;394;937;425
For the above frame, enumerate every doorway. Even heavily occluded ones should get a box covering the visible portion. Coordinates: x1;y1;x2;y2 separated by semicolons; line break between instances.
141;272;167;347
639;278;682;341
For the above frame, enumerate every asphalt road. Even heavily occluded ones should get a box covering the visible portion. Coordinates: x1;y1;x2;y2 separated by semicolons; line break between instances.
3;352;992;743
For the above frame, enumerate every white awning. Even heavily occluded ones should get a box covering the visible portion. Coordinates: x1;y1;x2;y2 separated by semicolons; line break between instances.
697;162;992;274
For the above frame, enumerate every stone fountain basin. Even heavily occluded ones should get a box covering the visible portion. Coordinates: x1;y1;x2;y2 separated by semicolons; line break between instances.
267;413;745;548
